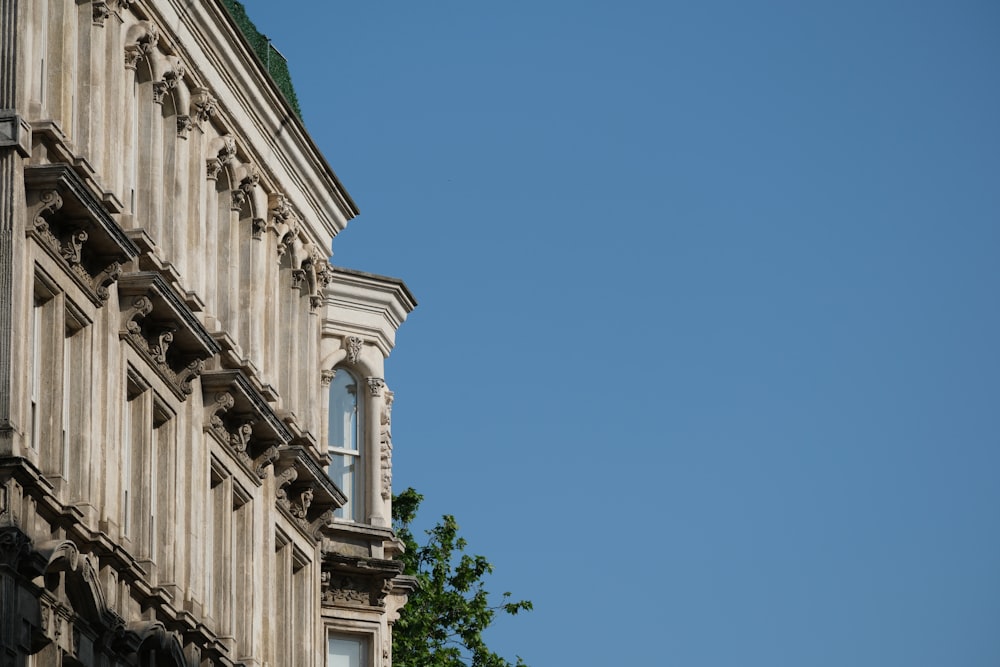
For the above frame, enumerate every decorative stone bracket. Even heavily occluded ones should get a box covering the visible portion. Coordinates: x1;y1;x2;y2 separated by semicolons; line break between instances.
201;370;292;481
25;164;140;306
273;445;346;540
319;552;404;609
118;272;220;399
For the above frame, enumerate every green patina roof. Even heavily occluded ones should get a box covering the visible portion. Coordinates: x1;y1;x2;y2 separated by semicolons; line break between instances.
220;0;303;119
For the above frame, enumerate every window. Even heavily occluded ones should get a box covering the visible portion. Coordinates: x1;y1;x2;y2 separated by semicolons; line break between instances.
328;633;368;667
328;369;361;520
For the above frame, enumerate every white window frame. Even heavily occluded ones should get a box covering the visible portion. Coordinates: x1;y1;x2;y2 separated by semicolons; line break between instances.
328;368;362;521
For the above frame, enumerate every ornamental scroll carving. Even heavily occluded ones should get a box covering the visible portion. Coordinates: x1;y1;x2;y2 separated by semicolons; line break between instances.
27;189;124;304
380;389;394;501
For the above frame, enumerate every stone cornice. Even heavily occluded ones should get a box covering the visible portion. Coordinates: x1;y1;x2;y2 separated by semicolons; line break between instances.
141;0;358;251
322;268;418;357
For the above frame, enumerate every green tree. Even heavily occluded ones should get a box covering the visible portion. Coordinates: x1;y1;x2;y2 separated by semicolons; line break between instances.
392;488;533;667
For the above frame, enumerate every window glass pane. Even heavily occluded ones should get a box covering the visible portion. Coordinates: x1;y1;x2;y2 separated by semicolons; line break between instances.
330;453;357;520
328;635;363;667
328;370;358;451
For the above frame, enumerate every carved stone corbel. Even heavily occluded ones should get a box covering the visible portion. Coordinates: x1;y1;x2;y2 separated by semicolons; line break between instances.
344;336;363;364
217;135;237;164
92;2;111;26
124;296;153;334
124;44;143;71
274;466;298;501
191;87;217;127
309;509;335;540
253;446;279;479
29;190;63;250
366;377;385;397
207;392;234;438
177;358;204;395
92;261;123;304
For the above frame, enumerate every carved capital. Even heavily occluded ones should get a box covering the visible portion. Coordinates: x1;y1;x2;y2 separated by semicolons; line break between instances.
309;295;323;312
191;87;217;126
151;81;168;105
124;44;143;71
345;336;363;364
93;2;112;26
206;158;222;181
251;217;266;241
366;377;385;397
317;260;333;289
291;269;305;290
176;115;193;139
218;134;237;164
320;369;336;387
270;194;293;226
230;188;247;212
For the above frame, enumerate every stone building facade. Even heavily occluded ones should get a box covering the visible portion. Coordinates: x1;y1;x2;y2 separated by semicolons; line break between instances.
0;1;416;665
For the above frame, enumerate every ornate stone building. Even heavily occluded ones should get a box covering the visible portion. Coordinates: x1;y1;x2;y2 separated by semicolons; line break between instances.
0;1;416;665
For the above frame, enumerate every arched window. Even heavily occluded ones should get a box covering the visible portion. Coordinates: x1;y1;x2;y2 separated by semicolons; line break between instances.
328;369;361;520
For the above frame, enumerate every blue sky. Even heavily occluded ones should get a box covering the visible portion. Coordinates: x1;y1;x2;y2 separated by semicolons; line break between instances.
237;2;1000;664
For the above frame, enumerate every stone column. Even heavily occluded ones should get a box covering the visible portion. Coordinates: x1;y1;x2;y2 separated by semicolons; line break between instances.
0;0;30;459
366;377;386;526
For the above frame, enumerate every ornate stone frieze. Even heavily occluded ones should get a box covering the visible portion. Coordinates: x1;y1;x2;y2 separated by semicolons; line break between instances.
380;389;394;501
344;336;363;364
25;165;140;306
118;272;220;400
319;553;404;609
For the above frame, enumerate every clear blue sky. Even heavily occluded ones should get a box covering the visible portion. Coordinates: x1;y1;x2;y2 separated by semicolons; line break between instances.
239;2;1000;665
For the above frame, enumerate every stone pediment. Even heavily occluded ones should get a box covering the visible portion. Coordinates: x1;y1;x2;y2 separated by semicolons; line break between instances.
118;271;220;400
25;163;140;306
